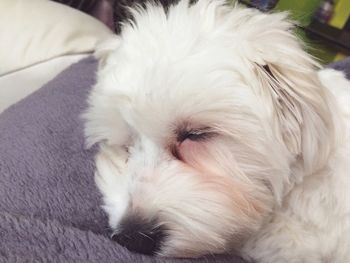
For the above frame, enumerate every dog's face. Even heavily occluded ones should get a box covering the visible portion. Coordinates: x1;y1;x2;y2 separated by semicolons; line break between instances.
84;0;335;257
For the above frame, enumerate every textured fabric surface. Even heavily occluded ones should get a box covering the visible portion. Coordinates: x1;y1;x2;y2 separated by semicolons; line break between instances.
0;54;89;114
328;57;350;79
0;57;243;263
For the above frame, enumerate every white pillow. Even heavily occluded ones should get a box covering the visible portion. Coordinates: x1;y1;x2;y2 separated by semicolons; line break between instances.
0;0;113;76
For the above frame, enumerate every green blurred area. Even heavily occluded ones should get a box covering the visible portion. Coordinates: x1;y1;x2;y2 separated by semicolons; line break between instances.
275;0;322;26
236;0;348;64
275;0;339;64
295;29;337;65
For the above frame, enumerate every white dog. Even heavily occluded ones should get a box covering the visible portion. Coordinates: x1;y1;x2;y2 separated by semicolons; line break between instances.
83;0;350;262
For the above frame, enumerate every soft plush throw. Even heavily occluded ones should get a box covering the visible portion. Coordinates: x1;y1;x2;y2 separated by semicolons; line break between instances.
328;57;350;79
0;57;242;263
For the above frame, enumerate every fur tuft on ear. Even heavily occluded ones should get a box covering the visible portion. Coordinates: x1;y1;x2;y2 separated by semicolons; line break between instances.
255;63;304;156
237;10;340;174
252;43;338;175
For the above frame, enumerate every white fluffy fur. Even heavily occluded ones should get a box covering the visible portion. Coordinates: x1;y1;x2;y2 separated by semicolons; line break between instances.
84;0;350;261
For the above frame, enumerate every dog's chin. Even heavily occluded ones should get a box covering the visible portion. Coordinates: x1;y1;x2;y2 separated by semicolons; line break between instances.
110;213;267;258
111;205;273;258
157;227;260;258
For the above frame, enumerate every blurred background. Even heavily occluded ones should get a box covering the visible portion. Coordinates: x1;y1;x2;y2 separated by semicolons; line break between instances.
237;0;350;64
52;0;349;65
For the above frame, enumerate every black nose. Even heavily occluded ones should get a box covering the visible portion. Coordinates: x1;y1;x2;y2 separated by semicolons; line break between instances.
111;216;166;255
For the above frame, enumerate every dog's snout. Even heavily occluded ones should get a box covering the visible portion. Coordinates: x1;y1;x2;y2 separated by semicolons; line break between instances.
112;216;166;255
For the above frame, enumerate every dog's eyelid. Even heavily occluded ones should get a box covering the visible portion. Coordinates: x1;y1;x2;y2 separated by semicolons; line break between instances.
176;127;215;143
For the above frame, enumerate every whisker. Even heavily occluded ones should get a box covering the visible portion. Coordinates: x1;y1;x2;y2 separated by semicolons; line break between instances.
138;231;154;242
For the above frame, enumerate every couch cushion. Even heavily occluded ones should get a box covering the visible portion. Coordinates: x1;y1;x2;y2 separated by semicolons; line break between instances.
0;0;113;76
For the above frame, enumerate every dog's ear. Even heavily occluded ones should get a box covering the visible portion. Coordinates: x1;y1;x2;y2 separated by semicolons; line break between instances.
254;63;304;156
94;35;121;69
243;11;338;174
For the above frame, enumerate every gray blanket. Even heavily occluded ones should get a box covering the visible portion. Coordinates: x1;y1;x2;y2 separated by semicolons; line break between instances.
0;57;242;263
328;57;350;79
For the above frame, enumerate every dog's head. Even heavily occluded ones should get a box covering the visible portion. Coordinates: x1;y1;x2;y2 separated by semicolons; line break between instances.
84;0;337;257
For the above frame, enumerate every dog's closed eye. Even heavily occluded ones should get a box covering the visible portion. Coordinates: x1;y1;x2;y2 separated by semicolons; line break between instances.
172;127;215;161
176;128;214;143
